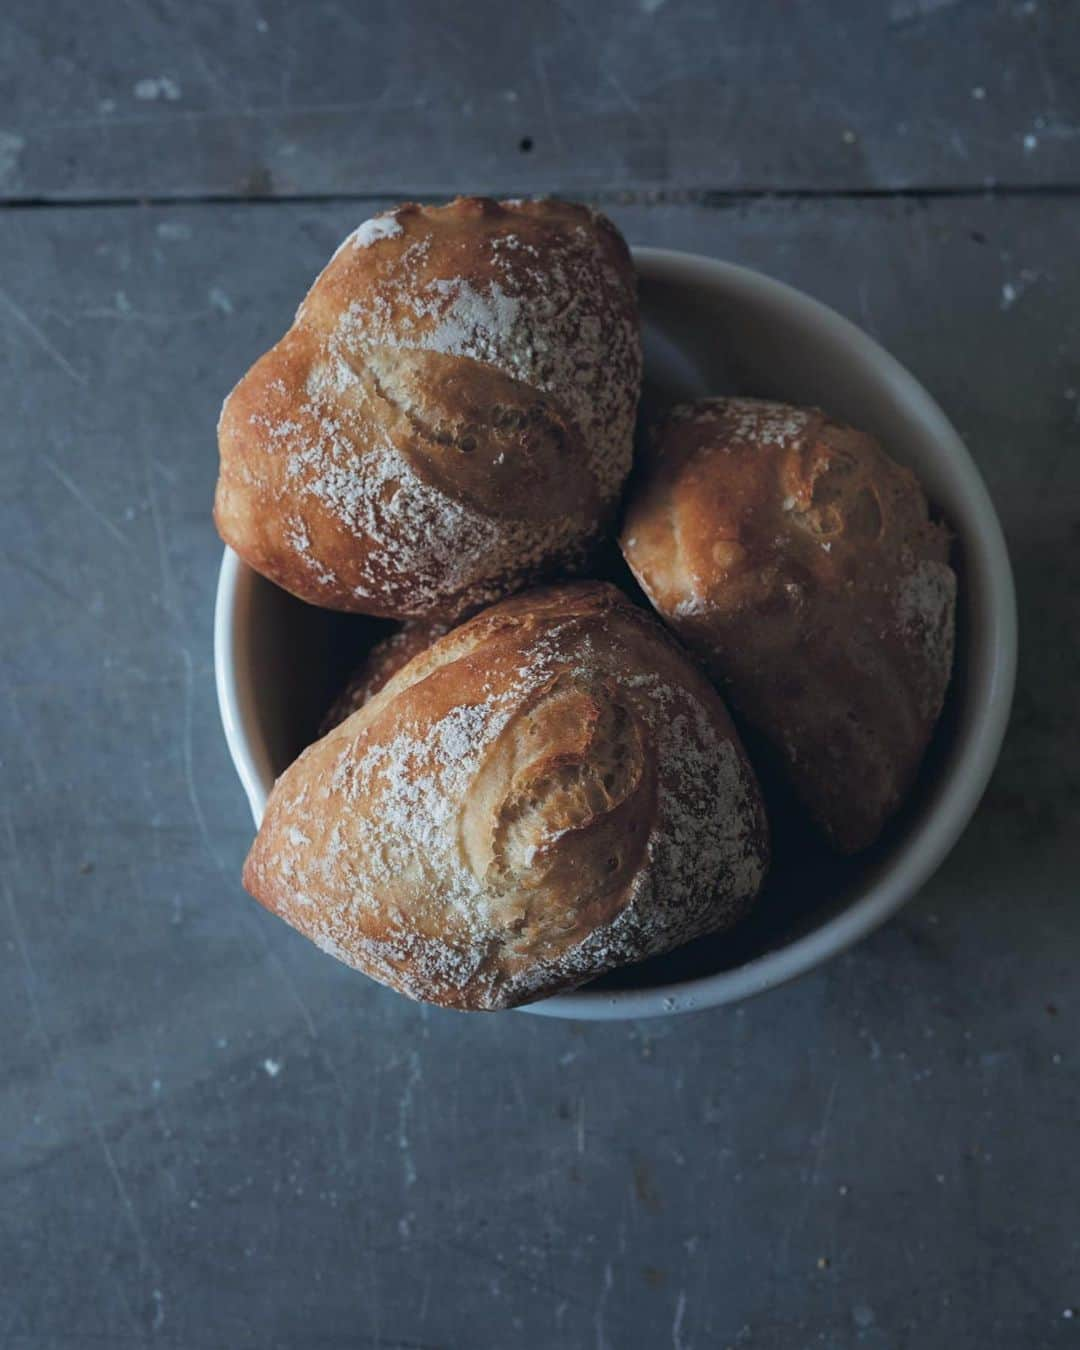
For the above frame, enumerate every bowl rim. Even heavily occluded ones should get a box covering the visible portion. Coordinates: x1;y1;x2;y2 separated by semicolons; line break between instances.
214;246;1017;1022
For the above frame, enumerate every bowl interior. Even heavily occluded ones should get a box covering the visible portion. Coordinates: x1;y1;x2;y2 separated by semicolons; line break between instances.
218;250;1014;1018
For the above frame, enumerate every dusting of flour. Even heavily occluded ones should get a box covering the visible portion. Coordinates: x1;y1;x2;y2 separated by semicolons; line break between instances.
252;602;765;1008
239;202;641;615
895;558;957;717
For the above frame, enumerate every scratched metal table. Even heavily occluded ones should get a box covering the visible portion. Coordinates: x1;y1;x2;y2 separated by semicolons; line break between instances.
2;3;1078;1347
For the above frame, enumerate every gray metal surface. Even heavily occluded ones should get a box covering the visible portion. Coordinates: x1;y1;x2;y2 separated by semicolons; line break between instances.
2;0;1079;200
1;1;1078;1346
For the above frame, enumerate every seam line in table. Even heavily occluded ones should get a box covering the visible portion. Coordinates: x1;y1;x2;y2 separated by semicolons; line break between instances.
3;183;1080;213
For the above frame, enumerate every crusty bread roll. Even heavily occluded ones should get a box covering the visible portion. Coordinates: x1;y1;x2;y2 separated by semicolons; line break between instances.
215;197;642;621
620;398;956;853
244;582;768;1010
320;620;448;734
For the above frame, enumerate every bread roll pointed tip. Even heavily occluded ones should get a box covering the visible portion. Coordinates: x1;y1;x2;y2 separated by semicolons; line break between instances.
215;198;641;621
244;582;768;1009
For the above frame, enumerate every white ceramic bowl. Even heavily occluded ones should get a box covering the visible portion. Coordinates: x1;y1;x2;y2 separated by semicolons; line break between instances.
215;247;1016;1020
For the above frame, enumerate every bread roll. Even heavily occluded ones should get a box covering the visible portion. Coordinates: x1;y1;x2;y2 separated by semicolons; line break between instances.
620;398;955;853
244;583;768;1010
215;197;642;621
320;620;448;734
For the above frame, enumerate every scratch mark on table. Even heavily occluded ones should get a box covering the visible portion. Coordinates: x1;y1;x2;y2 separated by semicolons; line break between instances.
857;276;877;335
160;0;236;110
1;1295;22;1343
84;1125;154;1347
3;876;53;1069
3;550;81;606
594;1259;614;1350
4;873;151;1345
5;687;48;791
398;1049;422;1188
1039;120;1080;141
75;301;215;325
89;1107;152;1276
143;453;181;626
889;0;961;25
777;1076;839;1273
42;455;132;549
552;0;656;133
810;1077;839;1192
672;1288;689;1350
532;49;567;155
400;1233;586;1311
0;288;86;385
1030;7;1061;115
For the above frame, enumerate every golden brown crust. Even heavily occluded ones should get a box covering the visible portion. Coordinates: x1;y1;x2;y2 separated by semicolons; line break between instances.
215;197;641;620
319;620;449;735
243;582;769;1010
620;397;956;853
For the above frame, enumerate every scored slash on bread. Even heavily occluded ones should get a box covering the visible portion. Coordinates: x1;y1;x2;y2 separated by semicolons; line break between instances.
620;397;957;853
243;583;769;1011
215;197;642;622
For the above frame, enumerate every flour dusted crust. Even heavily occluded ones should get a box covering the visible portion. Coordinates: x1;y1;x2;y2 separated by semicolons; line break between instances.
620;398;956;853
215;198;642;620
244;583;769;1010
